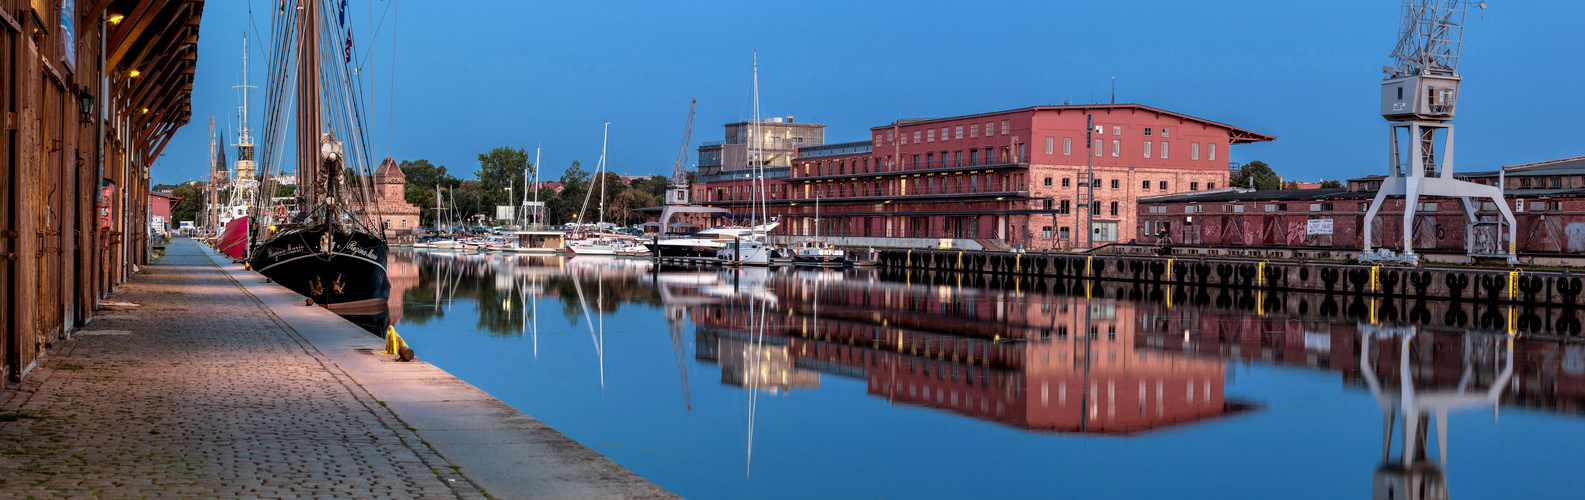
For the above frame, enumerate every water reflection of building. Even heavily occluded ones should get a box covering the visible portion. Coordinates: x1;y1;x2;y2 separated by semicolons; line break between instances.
685;276;1254;434
1133;305;1585;416
386;255;421;324
696;328;821;393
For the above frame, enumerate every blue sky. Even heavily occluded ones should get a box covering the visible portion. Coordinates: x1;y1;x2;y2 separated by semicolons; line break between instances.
154;0;1585;187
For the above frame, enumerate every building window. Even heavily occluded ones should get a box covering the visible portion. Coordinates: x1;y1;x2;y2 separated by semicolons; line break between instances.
1092;178;1102;188
1144;127;1152;137
1208;182;1215;190
1044;177;1053;187
1042;226;1053;239
1144;141;1152;158
1159;181;1167;190
1062;178;1071;188
970;124;978;138
1521;178;1532;188
1059;200;1071;214
1095;141;1103;157
913;130;921;144
1109;201;1119;216
1110;179;1119;189
1161;128;1169;137
1142;180;1151;190
1063;137;1072;156
955;125;964;139
1190;182;1199;191
401;219;408;228
927;129;936;142
1045;137;1055;155
1192;143;1200;160
986;122;995;138
1001;120;1011;135
940;127;947;141
1092;201;1101;213
887;130;895;142
1111;140;1120;157
1059;227;1071;239
1161;142;1169;159
1231;204;1244;213
1554;177;1564;188
1112;126;1121;135
1209;143;1217;161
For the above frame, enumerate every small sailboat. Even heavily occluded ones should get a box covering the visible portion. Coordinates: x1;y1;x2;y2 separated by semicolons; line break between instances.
791;195;845;266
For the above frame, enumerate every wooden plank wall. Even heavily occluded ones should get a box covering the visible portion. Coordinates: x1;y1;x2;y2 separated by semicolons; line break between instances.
0;0;193;386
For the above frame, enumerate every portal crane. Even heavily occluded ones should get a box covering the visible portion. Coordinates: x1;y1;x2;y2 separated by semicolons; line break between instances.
1361;0;1513;265
666;99;696;206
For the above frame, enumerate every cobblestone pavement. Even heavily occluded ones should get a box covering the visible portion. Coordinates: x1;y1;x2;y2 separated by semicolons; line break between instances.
0;239;486;498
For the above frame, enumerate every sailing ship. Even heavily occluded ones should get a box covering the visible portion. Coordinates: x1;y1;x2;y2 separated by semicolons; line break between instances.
215;36;260;259
247;0;391;327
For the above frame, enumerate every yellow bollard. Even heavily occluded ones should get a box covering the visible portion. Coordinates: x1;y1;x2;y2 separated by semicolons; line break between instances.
957;251;963;268
906;249;912;266
1257;262;1266;287
1370;266;1380;292
1508;269;1520;299
383;326;414;361
1166;259;1174;282
1015;254;1021;273
1086;255;1094;277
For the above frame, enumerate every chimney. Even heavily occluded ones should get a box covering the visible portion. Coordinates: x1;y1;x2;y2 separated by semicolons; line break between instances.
787;116;795;123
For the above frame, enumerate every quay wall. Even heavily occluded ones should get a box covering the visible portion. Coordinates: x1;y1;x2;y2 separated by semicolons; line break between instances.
872;248;1585;307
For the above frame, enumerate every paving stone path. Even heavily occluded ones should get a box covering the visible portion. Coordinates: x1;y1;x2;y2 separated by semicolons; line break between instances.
0;239;485;498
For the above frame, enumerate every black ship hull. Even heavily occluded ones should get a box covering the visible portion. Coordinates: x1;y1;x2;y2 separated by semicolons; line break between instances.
247;224;391;326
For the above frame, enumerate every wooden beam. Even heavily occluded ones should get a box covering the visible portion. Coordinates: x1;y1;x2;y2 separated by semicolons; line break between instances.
123;10;190;76
107;0;172;71
80;0;116;26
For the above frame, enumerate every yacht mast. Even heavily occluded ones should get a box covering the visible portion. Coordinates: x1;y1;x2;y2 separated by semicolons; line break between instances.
598;122;609;230
532;147;540;228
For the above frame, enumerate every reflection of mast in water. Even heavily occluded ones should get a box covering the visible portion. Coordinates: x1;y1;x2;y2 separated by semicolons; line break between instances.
745;289;768;477
1358;325;1515;500
572;273;606;389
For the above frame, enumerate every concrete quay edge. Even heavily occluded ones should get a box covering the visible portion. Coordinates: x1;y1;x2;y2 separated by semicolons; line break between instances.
202;245;678;500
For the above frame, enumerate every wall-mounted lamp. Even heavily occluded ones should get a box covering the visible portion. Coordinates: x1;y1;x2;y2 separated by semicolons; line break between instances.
78;89;94;124
108;14;125;24
128;69;140;77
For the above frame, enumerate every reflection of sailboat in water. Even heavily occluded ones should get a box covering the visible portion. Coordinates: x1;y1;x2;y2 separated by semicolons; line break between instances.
1358;325;1515;500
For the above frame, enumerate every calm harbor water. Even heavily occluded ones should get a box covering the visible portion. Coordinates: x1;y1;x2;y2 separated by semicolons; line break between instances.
386;249;1585;499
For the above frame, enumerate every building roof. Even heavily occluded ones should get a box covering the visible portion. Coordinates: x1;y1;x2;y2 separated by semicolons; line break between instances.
870;103;1276;144
795;140;873;159
374;158;404;179
1140;188;1360;204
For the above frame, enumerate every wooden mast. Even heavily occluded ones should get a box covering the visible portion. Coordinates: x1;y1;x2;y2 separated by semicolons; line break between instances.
295;0;323;207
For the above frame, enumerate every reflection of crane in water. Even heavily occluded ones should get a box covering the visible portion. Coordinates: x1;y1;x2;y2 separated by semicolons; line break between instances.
1358;324;1514;500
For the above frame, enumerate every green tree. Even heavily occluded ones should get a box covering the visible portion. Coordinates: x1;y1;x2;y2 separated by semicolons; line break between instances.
1229;160;1282;190
170;182;207;223
400;159;460;226
475;147;534;216
551;161;590;224
1320;179;1344;189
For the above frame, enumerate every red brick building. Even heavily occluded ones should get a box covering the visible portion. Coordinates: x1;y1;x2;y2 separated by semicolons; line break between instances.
1135;155;1585;254
697;104;1272;250
370;158;422;239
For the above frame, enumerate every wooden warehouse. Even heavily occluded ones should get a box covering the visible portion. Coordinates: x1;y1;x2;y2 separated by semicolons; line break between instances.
0;0;202;386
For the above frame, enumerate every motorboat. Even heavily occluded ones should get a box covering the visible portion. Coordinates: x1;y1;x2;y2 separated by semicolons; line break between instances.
790;239;845;266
